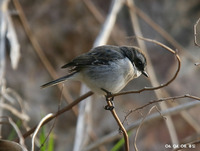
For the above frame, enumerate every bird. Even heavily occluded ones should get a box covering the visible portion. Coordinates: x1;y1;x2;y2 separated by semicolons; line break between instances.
41;45;148;96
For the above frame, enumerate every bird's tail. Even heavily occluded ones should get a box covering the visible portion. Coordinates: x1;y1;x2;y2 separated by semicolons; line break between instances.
41;73;74;88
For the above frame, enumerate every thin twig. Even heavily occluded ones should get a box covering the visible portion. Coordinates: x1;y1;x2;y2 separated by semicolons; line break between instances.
8;117;25;147
39;85;64;150
1;79;27;114
113;37;181;97
134;106;160;151
123;94;200;124
0;116;27;149
0;102;29;121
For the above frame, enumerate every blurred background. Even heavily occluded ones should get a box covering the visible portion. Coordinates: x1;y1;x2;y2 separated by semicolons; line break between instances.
1;0;200;150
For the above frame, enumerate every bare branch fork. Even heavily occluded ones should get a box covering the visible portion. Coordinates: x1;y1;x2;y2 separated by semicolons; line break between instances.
123;94;200;124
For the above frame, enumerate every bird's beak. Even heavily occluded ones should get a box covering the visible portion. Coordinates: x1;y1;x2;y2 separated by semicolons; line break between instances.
142;70;149;78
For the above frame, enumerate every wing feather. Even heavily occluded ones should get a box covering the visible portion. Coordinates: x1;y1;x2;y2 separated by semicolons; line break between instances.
61;45;125;71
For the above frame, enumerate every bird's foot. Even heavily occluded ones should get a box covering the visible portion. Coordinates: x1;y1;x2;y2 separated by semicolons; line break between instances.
104;105;114;110
101;88;115;110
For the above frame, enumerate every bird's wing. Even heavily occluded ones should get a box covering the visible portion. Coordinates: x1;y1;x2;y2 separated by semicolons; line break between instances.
61;46;125;71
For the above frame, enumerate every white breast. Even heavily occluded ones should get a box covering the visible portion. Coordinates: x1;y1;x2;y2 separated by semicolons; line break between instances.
73;58;140;95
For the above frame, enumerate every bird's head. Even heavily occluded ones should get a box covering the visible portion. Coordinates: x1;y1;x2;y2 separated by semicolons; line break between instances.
120;46;149;78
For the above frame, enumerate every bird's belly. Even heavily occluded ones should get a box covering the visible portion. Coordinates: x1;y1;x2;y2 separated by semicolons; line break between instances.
80;58;136;95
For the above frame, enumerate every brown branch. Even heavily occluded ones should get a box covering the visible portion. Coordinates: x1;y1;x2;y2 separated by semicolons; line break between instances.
106;101;129;151
15;91;93;142
113;37;181;97
123;94;200;124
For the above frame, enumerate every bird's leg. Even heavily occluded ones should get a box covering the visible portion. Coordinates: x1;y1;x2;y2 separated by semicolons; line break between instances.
101;88;115;110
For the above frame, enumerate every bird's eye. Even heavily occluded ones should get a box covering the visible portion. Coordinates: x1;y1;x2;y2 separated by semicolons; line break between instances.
135;60;144;71
137;60;142;65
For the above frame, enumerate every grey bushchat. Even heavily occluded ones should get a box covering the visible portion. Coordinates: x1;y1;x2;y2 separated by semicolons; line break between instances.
41;45;148;96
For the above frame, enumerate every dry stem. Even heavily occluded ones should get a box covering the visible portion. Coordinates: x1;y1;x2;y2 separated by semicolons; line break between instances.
106;100;129;151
